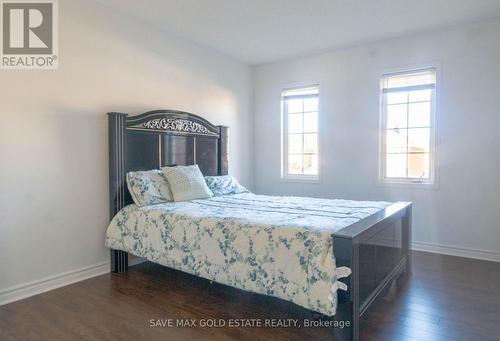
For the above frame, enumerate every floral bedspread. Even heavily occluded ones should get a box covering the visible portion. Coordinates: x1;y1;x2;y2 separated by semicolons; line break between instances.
105;193;390;316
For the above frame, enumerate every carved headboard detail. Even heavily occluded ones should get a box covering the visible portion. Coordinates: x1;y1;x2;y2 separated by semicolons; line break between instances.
108;110;228;219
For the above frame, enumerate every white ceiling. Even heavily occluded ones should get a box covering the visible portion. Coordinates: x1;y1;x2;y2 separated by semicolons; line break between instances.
97;0;500;65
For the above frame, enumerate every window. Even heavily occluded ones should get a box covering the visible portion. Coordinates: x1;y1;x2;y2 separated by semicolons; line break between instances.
380;68;436;184
282;86;319;180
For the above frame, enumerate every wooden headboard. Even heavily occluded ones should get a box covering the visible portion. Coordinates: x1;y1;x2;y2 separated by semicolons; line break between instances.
108;109;228;219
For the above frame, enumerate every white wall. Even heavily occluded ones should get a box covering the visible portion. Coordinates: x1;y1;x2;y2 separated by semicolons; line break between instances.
253;17;500;260
0;0;252;294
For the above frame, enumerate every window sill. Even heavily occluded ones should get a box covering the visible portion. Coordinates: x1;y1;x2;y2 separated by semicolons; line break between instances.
281;175;320;184
378;179;438;190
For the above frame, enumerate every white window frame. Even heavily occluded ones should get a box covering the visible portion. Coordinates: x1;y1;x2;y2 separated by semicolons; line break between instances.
379;66;438;186
281;85;320;182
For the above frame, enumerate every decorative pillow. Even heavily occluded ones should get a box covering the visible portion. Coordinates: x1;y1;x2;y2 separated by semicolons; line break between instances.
162;165;213;202
204;175;249;196
126;169;173;206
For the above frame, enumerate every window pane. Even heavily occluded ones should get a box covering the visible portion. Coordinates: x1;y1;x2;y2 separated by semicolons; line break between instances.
386;91;407;105
288;134;303;154
381;69;435;183
387;104;407;129
303;112;318;133
408;102;431;128
384;69;436;89
386;129;407;153
282;86;320;179
303;133;318;153
408;128;430;153
303;154;318;175
409;89;431;102
304;97;318;112
386;154;407;178
408;153;430;178
288;154;302;174
287;99;303;113
283;87;319;97
288;113;303;133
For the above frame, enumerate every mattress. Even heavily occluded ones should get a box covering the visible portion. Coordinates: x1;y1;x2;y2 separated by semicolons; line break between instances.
105;193;390;316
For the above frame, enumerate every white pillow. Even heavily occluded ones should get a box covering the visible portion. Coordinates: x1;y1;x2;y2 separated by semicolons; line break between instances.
162;165;213;202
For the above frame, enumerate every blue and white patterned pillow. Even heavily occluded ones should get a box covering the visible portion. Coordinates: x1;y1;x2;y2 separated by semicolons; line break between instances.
204;175;249;196
126;170;173;206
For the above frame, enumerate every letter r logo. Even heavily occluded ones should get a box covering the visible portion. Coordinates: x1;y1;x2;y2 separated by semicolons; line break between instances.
2;2;53;54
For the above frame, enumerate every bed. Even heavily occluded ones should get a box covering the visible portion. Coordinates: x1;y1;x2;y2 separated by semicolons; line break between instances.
106;110;412;340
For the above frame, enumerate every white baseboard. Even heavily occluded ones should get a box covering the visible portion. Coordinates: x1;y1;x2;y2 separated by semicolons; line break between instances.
0;261;110;306
412;241;500;262
0;256;148;306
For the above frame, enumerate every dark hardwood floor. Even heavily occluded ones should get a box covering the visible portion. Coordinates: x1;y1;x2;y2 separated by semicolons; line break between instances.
1;251;499;340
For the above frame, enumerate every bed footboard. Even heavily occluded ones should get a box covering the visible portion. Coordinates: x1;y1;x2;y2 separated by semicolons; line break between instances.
333;202;412;340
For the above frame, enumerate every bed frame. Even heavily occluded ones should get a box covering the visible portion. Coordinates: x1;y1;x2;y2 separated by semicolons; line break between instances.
108;110;412;341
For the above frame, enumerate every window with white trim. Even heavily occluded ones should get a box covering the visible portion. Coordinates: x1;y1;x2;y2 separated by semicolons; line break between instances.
281;86;319;180
380;68;436;184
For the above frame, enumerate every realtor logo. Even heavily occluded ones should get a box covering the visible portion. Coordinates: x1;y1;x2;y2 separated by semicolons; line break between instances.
1;0;58;69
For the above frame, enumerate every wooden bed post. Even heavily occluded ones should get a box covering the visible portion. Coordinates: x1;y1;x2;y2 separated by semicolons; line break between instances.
217;125;228;175
111;250;128;273
403;206;412;275
332;237;359;341
108;112;129;273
